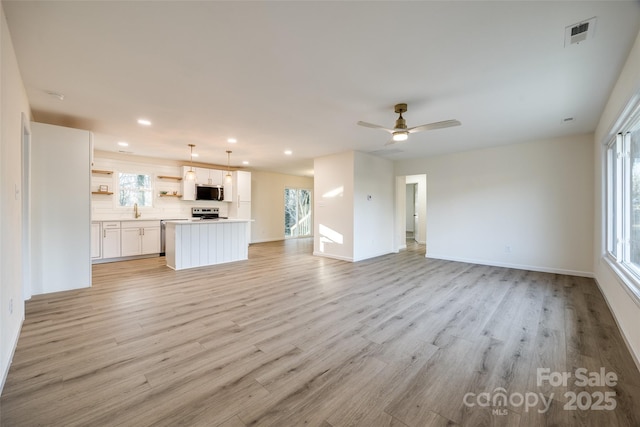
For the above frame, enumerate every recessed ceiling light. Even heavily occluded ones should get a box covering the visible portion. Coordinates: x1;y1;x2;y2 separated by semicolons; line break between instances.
137;118;152;126
117;141;129;147
227;138;237;144
284;150;293;155
242;160;249;165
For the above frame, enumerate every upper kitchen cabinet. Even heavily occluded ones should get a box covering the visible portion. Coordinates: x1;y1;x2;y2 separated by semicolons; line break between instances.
31;122;92;294
196;167;223;186
235;171;251;202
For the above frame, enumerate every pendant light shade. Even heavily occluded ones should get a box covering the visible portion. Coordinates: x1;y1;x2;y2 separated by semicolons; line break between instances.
185;144;196;181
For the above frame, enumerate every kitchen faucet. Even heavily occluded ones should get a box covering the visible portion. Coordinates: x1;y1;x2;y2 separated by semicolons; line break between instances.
134;203;141;218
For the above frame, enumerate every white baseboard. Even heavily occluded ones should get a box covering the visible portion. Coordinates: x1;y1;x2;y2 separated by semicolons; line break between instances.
425;253;594;278
313;251;354;262
250;237;285;244
1;316;23;396
592;276;640;374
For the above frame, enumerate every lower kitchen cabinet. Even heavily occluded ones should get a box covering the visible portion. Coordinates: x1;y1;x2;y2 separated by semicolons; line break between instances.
91;222;102;259
121;221;160;256
102;226;121;259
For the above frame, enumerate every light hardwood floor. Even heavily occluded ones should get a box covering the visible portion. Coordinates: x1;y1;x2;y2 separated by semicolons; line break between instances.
2;239;639;426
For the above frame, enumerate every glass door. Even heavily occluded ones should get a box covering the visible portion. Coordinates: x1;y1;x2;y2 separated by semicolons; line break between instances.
285;188;312;238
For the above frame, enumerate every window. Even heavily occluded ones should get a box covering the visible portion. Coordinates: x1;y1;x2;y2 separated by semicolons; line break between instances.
605;100;640;299
285;188;312;238
118;173;153;207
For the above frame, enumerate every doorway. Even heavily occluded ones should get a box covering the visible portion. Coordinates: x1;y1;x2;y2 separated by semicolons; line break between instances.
395;174;426;253
284;188;312;238
406;183;418;242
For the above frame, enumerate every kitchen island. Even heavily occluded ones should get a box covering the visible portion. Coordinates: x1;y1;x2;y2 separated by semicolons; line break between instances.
164;219;251;270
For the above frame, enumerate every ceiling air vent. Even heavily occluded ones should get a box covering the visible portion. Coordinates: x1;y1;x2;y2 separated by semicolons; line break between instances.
565;17;597;47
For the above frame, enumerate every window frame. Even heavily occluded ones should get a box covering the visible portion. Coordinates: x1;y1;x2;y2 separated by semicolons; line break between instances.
116;171;154;208
604;95;640;303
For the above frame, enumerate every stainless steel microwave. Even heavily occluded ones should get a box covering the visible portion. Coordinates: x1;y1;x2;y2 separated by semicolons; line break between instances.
195;184;224;201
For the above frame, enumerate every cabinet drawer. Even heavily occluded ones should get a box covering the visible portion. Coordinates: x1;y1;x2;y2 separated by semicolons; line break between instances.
121;220;160;228
102;221;120;229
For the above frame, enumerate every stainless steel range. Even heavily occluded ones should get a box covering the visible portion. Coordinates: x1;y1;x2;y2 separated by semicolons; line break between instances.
192;207;221;219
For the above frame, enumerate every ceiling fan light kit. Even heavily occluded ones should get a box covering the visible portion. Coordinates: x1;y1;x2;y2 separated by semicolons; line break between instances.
357;103;461;145
392;131;408;142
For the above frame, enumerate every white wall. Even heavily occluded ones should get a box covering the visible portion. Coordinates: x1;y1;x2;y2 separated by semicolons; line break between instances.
1;2;30;392
593;29;640;367
395;134;594;277
314;150;395;262
314;151;355;261
31;123;92;295
250;170;313;243
353;151;394;261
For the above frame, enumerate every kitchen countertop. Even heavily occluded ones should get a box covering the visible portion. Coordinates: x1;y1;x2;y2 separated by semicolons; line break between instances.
165;218;253;224
91;218;188;222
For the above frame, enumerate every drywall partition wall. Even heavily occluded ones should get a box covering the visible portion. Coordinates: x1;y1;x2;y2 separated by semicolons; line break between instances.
250;170;313;243
31;123;92;295
314;151;355;261
594;28;640;367
353;151;394;261
395;134;594;276
0;3;30;393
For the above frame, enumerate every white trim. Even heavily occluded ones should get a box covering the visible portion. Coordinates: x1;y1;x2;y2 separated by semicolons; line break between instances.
0;317;23;396
593;276;640;373
425;253;594;278
313;251;354;262
602;255;640;308
601;88;640;147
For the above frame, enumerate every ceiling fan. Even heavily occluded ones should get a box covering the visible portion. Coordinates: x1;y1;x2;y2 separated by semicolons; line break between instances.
357;103;461;144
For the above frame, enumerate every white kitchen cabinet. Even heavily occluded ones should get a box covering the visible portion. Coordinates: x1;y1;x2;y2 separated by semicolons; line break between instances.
196;167;223;186
236;170;252;202
227;171;252;242
210;169;224;186
91;222;102;259
182;166;196;200
142;226;161;253
102;222;121;259
195;167;209;185
223;177;233;202
121;221;161;256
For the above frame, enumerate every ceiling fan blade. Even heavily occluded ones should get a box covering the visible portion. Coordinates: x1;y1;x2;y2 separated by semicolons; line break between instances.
357;121;394;133
407;119;461;133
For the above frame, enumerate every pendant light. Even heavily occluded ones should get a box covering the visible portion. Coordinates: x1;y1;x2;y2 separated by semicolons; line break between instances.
185;144;196;181
225;150;233;184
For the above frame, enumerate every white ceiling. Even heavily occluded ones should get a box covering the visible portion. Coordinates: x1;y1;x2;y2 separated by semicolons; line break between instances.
4;1;640;176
